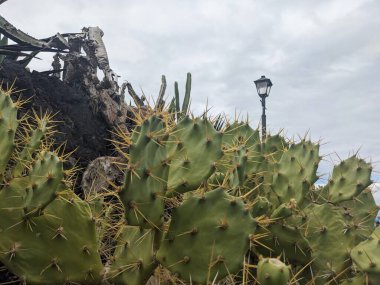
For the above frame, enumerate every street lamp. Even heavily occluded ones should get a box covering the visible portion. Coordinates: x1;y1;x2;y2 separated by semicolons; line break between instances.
254;75;273;141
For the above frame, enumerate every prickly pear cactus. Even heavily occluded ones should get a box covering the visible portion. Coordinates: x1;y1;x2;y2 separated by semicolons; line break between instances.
0;194;104;284
119;115;169;229
257;258;291;285
0;88;18;177
108;226;158;285
157;188;255;283
0;88;103;284
166;116;223;195
216;121;261;191
0;83;378;285
117;114;254;283
272;140;320;206
325;155;372;203
351;227;380;284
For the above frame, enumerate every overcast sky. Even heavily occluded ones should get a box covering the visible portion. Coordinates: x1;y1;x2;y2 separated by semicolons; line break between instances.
2;0;380;191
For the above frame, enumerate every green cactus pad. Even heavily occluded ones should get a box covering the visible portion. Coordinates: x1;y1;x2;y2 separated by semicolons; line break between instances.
12;115;50;178
272;140;320;206
219;122;262;195
257;258;291;285
87;196;115;250
223;145;248;190
270;202;295;220
339;274;367;285
0;194;103;285
325;156;372;203
23;151;64;217
258;134;288;205
251;196;272;217
221;122;261;174
119;116;169;229
217;123;261;191
351;227;380;283
207;171;226;187
263;134;288;162
109;226;158;285
256;223;311;265
304;203;355;276
0;89;18;176
166;117;222;195
308;184;330;204
157;188;255;283
340;188;377;244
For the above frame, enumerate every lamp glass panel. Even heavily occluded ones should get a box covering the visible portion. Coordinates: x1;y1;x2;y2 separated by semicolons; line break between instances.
256;81;268;95
266;85;271;95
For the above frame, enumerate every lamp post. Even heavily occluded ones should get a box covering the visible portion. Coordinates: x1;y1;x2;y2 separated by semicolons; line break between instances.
254;75;273;141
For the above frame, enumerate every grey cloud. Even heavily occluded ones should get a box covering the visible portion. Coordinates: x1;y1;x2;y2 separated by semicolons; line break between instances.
2;0;379;179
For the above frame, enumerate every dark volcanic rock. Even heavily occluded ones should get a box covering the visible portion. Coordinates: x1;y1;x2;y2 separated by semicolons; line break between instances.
0;59;114;188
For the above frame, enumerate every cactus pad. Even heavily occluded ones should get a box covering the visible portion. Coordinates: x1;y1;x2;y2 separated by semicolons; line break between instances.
0;89;18;176
119;116;168;229
109;226;158;285
257;258;291;285
166;117;222;195
304;203;355;276
157;188;255;283
0;194;103;284
325;156;372;203
272;140;319;206
351;227;380;284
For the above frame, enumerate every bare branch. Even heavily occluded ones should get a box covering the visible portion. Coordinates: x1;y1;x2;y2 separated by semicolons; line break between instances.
126;82;144;107
155;74;166;110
